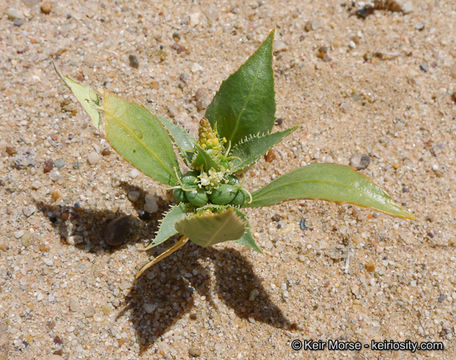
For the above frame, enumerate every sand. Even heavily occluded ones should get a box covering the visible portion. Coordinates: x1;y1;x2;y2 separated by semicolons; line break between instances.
1;0;455;359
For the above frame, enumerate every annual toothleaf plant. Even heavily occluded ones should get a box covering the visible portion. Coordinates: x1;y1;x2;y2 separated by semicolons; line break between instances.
56;30;414;278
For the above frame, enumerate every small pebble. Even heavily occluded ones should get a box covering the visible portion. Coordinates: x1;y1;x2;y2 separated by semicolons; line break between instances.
189;347;201;358
275;118;283;126
191;63;203;73
73;161;80;169
195;88;210;111
143;303;156;314
43;160;54;173
264;149;276;162
127;190;140;202
69;299;81;312
419;63;429;73
128;55;139;69
40;1;53;14
54;159;65;169
101;148;111;156
14;230;25;239
5;146;16;156
87;152;99;165
13;19;23;27
271;214;282;222
304;20;319;32
249;289;259;301
67;235;83;245
299;218;308;231
144;193;158;213
104;216;132;246
84;307;95;318
350;153;370;170
31;181;41;190
129;169;140;179
365;263;375;272
13;148;36;168
438;294;445;303
23;205;36;217
189;12;201;26
316;46;330;61
0;241;9;251
340;102;351;113
274;41;288;53
49;170;60;181
7;8;24;21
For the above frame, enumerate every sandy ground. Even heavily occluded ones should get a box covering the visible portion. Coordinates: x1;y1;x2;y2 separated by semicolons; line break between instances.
1;0;456;359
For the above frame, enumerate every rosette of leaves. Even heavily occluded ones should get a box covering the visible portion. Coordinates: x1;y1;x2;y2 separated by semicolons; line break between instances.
55;30;414;278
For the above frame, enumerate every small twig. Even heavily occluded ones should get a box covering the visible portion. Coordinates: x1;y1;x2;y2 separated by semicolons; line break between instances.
135;235;189;279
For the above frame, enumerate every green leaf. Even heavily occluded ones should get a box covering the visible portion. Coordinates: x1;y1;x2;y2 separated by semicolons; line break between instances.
205;30;276;146
246;163;415;219
230;127;297;172
145;204;187;250
233;209;262;253
157;115;195;165
191;143;220;171
54;65;101;128
102;91;180;185
175;208;246;247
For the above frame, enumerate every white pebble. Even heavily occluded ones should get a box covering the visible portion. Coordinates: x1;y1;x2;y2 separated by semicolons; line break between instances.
191;63;203;73
14;230;25;239
23;205;36;217
87;151;100;165
144;193;158;213
129;169;140;179
49;170;60;181
31;181;41;190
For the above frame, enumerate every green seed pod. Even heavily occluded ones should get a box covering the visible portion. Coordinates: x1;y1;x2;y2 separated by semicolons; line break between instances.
181;171;199;186
185;187;208;207
173;188;186;203
209;184;238;205
226;175;240;185
230;189;247;206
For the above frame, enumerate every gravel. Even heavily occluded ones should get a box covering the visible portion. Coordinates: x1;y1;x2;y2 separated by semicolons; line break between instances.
1;1;454;359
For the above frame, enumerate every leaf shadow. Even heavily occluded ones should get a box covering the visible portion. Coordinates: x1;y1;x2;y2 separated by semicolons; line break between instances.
37;186;295;353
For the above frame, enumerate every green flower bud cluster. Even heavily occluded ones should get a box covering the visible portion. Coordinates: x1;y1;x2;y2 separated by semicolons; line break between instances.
173;171;248;207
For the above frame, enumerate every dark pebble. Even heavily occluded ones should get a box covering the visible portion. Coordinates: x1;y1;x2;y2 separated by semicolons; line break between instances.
189;347;201;358
13;19;23;26
271;214;282;222
43;160;54;173
104;216;132;246
73;202;81;209
179;73;188;83
13;148;36;168
73;161;80;169
451;92;456;104
419;63;429;72
350;153;370;170
402;184;409;193
299;218;308;231
128;55;139;69
138;210;151;221
438;293;445;303
275;118;283;126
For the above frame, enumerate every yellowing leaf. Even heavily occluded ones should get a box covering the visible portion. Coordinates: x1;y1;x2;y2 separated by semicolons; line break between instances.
175;209;246;247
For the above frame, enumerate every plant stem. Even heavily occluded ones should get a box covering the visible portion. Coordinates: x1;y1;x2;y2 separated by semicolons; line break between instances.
135;235;189;279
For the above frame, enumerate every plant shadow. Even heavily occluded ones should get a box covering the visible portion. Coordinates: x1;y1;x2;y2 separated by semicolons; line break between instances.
38;186;295;353
125;243;296;353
